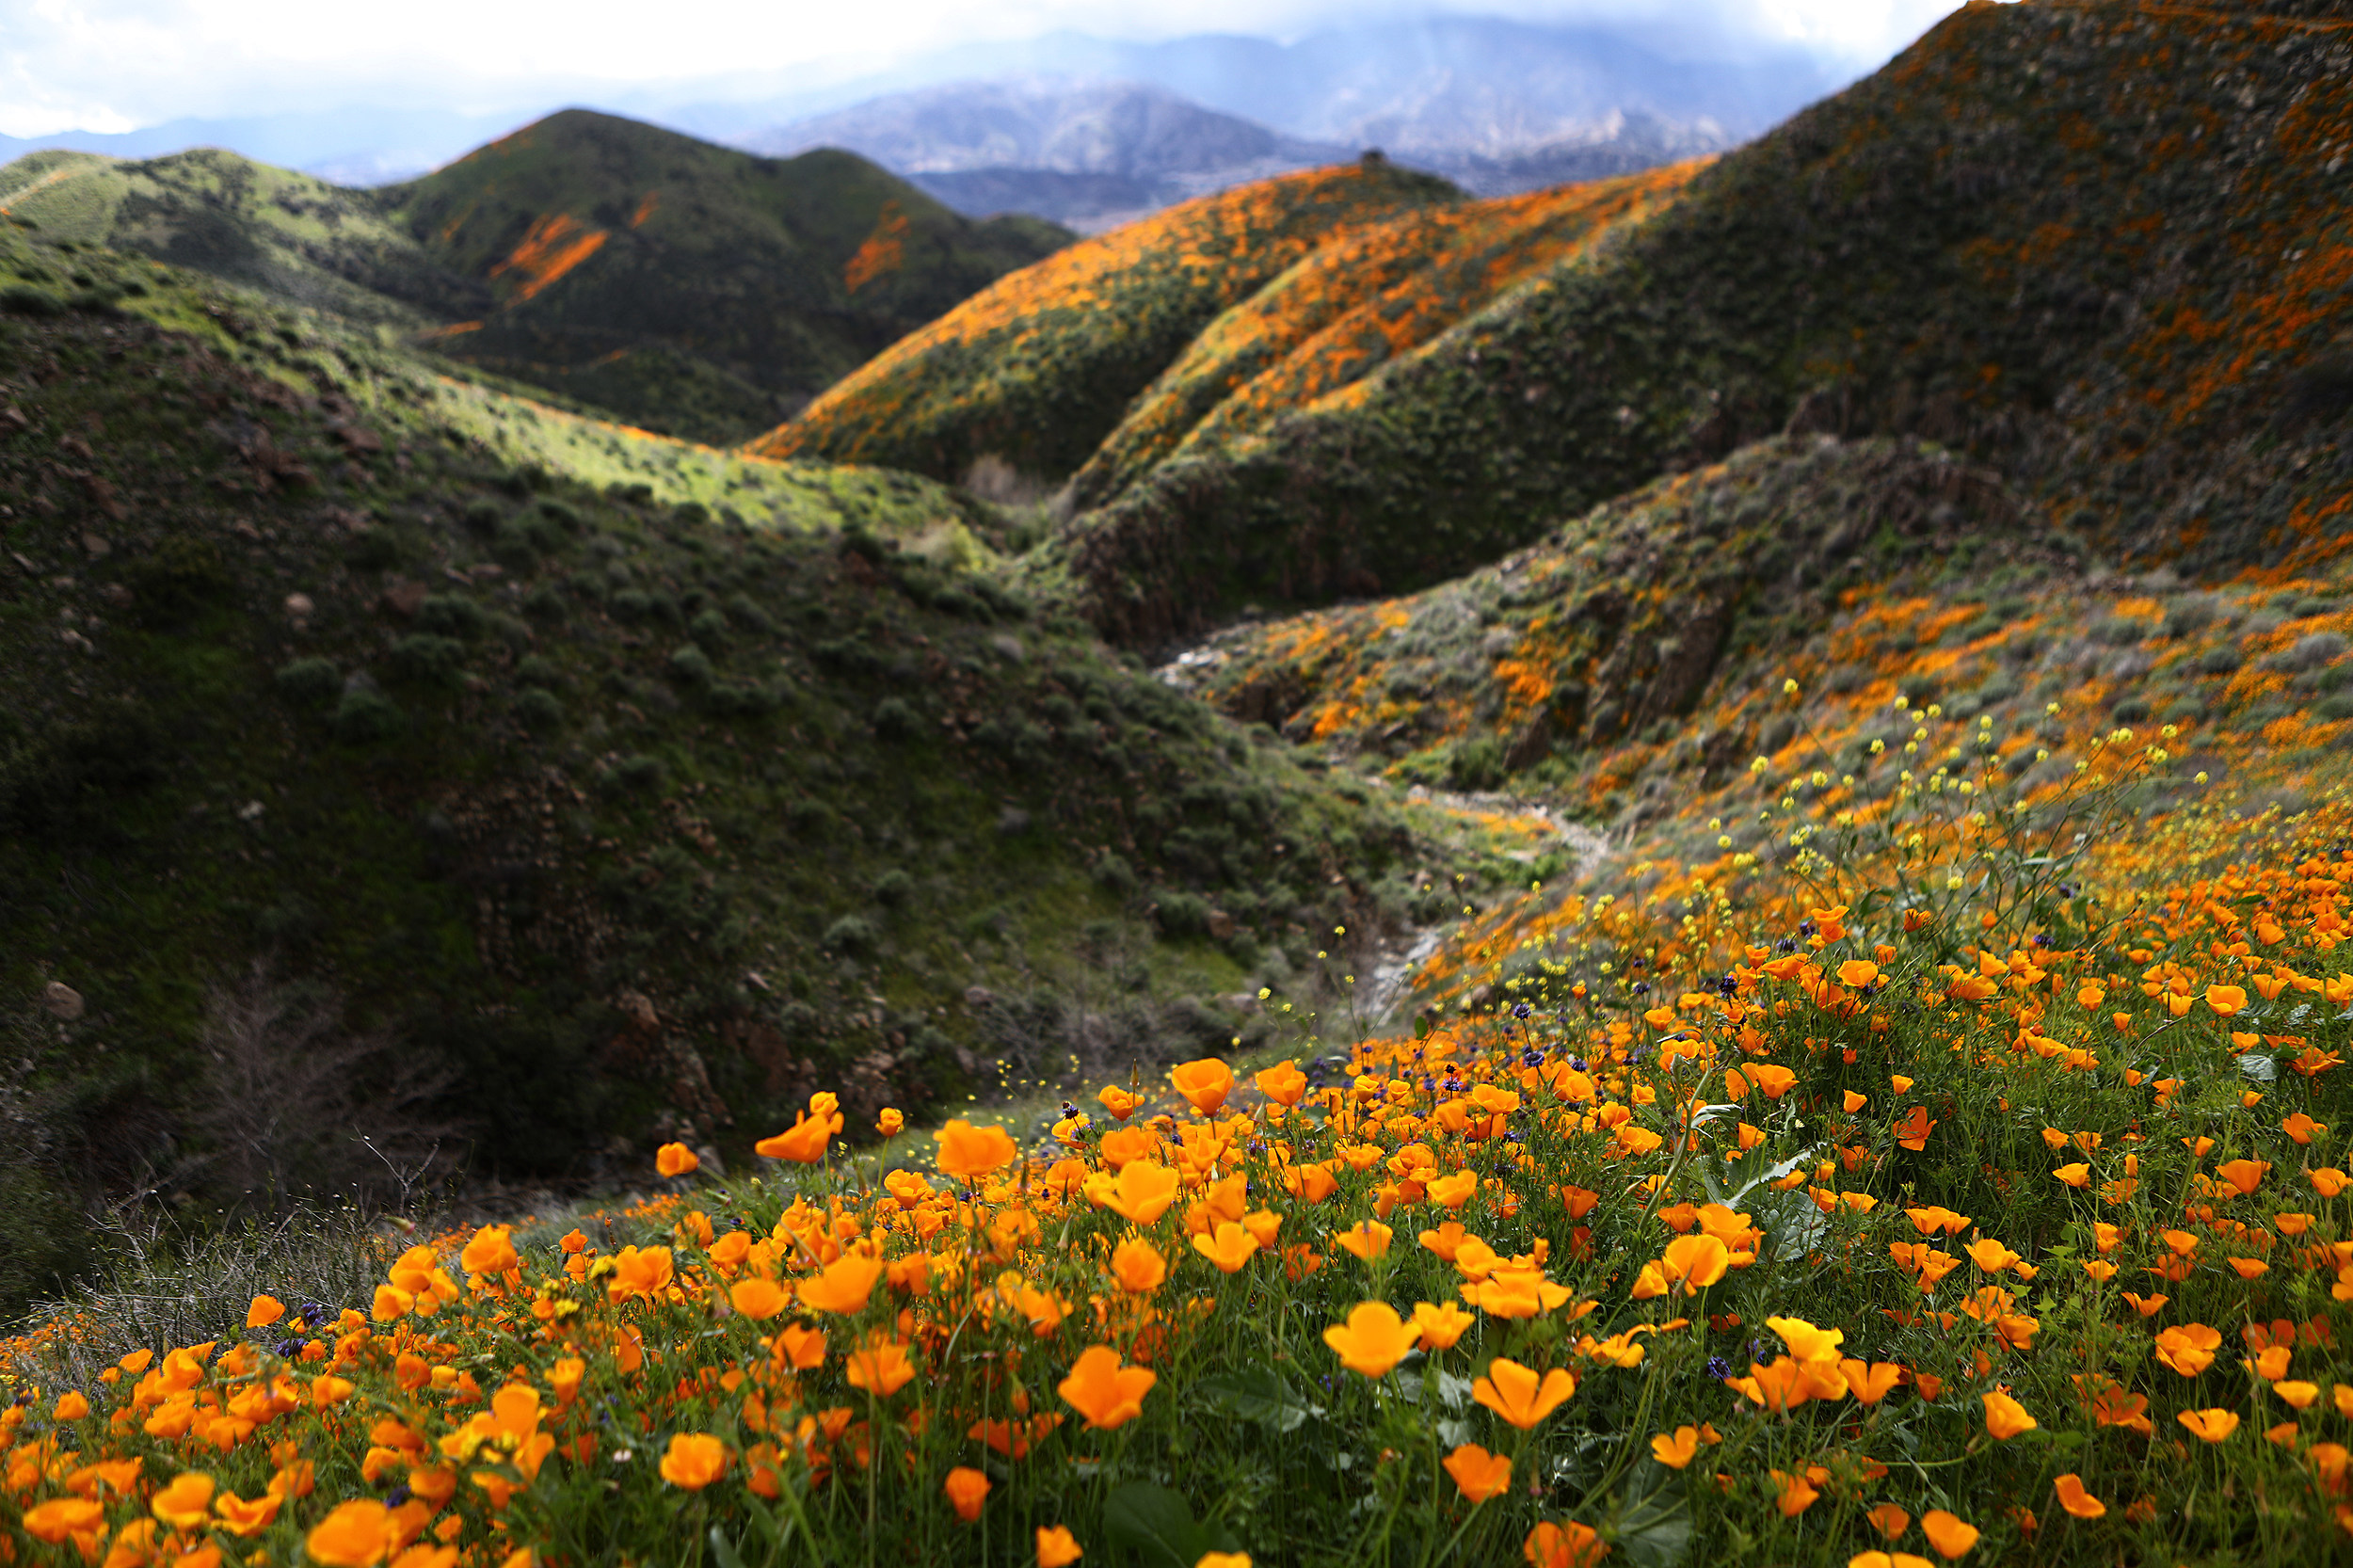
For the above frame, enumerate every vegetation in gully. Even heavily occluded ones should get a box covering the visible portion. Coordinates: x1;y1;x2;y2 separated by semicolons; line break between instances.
3;0;2352;1562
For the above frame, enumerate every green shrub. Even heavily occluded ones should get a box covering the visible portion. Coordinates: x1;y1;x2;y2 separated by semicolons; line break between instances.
416;595;488;640
330;685;406;744
516;688;564;732
823;915;877;954
390;634;468;685
275;658;342;708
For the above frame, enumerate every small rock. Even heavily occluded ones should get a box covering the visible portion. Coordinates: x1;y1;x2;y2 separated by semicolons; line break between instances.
963;986;995;1009
380;579;427;618
236;800;266;822
615;988;662;1036
232;520;262;541
1207;909;1236;940
81;532;110;558
41;982;85;1021
99;583;133;608
284;592;315;619
996;807;1032;835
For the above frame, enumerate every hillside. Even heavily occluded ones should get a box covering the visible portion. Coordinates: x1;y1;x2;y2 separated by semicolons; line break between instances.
0;113;1073;445
746;157;1461;483
0;221;1535;1312
384;111;1071;441
1034;0;2353;647
1067;159;1705;510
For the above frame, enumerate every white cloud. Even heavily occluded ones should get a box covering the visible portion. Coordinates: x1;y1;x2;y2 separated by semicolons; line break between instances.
0;0;1963;137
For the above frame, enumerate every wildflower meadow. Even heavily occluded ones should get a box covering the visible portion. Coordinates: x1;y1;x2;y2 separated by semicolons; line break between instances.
7;702;2351;1568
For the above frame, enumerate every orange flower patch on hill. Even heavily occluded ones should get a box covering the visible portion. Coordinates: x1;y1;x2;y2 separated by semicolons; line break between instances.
488;214;609;302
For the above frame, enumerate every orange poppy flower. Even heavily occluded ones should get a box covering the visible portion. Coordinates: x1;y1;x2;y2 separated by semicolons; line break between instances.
1254;1060;1307;1106
2050;1473;2105;1519
1649;1427;1700;1469
1035;1526;1083;1567
1983;1388;2036;1439
729;1278;790;1320
1088;1161;1180;1225
1167;1057;1234;1114
1058;1345;1155;1430
1842;1360;1904;1405
755;1111;834;1164
660;1433;728;1490
1111;1237;1167;1295
654;1143;698;1177
2178;1408;2240;1442
2204;984;2248;1016
1473;1356;1577;1430
152;1472;216;1529
212;1489;283;1537
2216;1159;2269;1195
936;1119;1018;1178
1192;1222;1260;1273
1921;1509;1979;1559
1324;1302;1419;1378
943;1466;991;1522
1096;1085;1142;1121
246;1295;286;1328
795;1254;885;1316
1335;1221;1394;1260
843;1335;915;1397
1413;1300;1474;1350
1522;1520;1607;1568
1865;1503;1911;1540
2154;1322;2222;1377
1443;1443;1512;1503
305;1500;393;1568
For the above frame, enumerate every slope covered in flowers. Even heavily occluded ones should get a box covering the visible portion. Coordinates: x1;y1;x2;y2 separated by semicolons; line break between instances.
1061;0;2353;648
745;160;1460;483
8;722;2352;1565
1065;162;1705;511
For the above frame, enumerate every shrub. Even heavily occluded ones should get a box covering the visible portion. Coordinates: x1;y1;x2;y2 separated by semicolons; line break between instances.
329;685;405;744
515;688;564;733
416;594;488;640
823;914;877;954
872;697;919;740
668;645;715;687
608;754;665;792
2198;645;2244;675
390;634;467;685
274;658;342;708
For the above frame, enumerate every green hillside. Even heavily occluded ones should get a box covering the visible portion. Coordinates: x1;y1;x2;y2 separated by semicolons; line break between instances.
0;221;1518;1312
0;113;1073;446
749;158;1463;484
385;110;1072;442
1043;0;2353;647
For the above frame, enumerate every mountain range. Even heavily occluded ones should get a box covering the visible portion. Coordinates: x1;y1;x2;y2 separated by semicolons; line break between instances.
5;0;2350;1321
0;113;1070;443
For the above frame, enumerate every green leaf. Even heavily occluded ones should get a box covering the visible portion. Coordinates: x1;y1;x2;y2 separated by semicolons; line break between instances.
1102;1483;1214;1568
707;1526;748;1568
1194;1366;1319;1432
1616;1465;1694;1568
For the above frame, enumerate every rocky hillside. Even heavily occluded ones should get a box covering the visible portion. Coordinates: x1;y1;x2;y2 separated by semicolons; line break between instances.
0;113;1073;445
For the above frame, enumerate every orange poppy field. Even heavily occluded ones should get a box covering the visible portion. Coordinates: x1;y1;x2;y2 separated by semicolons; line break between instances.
5;702;2350;1564
3;0;2351;1563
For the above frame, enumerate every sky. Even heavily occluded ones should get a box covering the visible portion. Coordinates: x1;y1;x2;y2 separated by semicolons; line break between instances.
0;0;1962;139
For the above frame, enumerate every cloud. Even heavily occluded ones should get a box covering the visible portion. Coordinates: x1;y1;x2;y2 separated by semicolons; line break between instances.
0;0;1962;137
